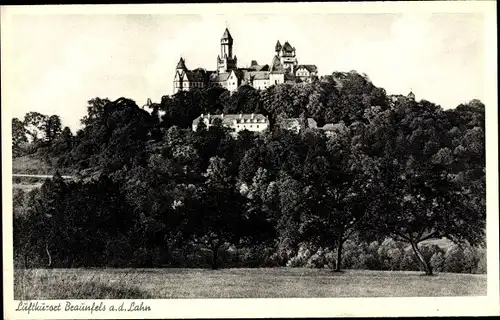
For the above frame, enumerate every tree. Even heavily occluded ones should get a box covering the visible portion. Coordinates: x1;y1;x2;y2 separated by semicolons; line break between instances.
70;99;112;169
367;100;485;275
27;171;68;267
80;97;111;128
12;118;28;157
44;115;63;144
95;97;156;171
160;90;204;129
200;86;228;114
240;167;277;248
329;71;388;125
275;174;308;257
179;157;245;269
222;85;262;114
52;126;74;166
23;112;48;143
300;126;376;272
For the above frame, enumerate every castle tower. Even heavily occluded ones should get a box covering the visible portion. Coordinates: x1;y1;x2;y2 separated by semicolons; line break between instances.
176;57;187;70
280;41;298;74
407;91;415;101
217;28;237;73
173;57;188;94
275;40;282;56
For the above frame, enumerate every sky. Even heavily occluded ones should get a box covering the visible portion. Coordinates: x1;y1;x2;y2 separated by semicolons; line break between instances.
3;7;488;132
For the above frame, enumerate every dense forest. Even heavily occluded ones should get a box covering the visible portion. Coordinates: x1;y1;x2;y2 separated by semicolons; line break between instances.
12;71;486;275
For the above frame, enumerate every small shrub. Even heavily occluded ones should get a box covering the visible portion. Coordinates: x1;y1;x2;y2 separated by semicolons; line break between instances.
400;250;420;271
358;252;381;270
324;248;336;269
476;248;487;274
463;245;480;274
286;255;306;267
306;248;326;268
286;243;312;267
444;244;466;273
430;252;445;272
419;244;444;263
131;247;161;268
341;240;364;269
377;238;405;270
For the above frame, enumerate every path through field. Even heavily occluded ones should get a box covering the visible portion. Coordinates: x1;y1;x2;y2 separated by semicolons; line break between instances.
14;268;486;299
12;173;74;179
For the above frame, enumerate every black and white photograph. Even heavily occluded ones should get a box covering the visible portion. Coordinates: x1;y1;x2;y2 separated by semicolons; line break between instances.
2;2;498;319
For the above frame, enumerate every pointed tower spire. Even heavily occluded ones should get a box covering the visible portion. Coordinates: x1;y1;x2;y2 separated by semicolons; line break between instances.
176;57;187;70
407;89;415;101
275;40;282;53
221;28;233;42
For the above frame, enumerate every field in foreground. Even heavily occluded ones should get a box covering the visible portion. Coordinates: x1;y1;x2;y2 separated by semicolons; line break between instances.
14;268;486;299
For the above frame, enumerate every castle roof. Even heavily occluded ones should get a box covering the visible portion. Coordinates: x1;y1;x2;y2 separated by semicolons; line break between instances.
282;41;294;52
221;28;233;40
176;57;187;70
321;123;336;131
297;64;318;73
210;72;230;82
320;123;347;132
251;71;270;80
275;40;282;52
232;69;271;82
246;63;269;72
193;113;269;127
279;117;318;129
185;69;207;82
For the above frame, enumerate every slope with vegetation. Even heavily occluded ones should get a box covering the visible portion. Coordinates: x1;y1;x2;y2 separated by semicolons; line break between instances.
12;71;486;276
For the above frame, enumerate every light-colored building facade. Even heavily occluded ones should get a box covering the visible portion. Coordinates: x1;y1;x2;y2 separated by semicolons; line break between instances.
192;113;270;134
173;28;319;94
278;117;318;133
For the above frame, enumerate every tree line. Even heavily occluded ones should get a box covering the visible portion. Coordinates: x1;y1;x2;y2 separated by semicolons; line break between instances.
12;71;486;275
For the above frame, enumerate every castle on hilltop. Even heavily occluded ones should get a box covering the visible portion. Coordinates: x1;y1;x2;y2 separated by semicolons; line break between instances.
173;28;319;94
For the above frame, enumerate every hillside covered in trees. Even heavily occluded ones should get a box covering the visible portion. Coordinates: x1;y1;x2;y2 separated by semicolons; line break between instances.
12;71;486;275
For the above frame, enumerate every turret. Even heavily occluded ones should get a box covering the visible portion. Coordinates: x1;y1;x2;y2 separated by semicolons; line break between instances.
275;40;282;55
221;28;233;43
220;28;234;58
408;91;415;101
217;28;237;72
176;57;187;70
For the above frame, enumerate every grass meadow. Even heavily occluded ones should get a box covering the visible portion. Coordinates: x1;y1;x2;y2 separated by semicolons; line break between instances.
14;268;486;299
